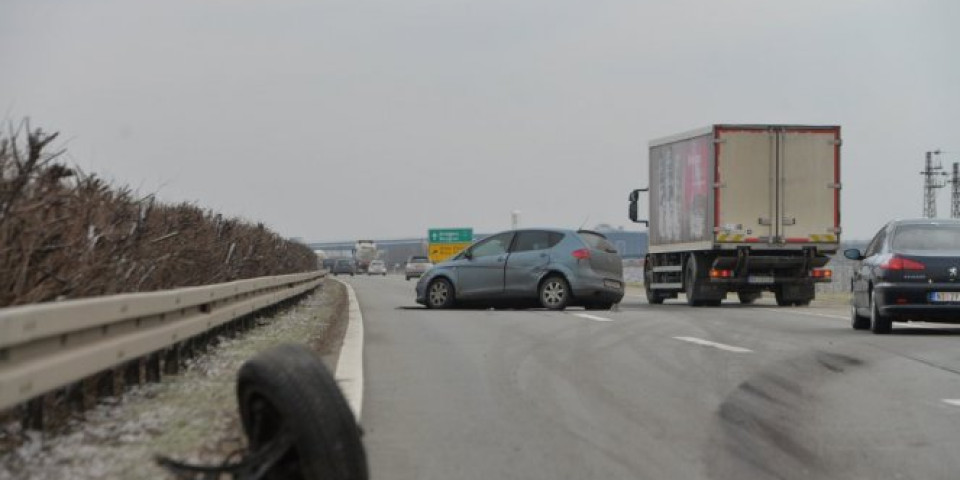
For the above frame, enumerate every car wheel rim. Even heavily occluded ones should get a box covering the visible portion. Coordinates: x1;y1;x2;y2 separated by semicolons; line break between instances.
430;282;448;306
543;281;565;306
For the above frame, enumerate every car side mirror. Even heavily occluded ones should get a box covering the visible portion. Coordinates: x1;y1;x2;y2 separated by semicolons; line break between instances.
843;248;864;261
463;250;473;260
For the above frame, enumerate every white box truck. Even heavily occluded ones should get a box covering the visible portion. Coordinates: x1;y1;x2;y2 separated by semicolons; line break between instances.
629;124;841;306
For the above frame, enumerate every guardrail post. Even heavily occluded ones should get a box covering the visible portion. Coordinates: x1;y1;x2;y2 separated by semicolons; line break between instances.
146;353;162;383
123;359;143;387
68;382;86;412
97;369;119;398
164;345;181;375
24;397;44;431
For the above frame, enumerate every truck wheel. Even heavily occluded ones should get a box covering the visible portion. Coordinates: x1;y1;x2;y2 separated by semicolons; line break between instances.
426;278;455;309
685;256;703;307
539;275;570;310
737;292;761;305
774;288;791;306
870;291;892;334
237;344;368;480
851;302;870;330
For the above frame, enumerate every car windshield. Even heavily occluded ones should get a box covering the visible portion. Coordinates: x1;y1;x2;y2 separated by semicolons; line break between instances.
410;257;429;263
893;225;960;254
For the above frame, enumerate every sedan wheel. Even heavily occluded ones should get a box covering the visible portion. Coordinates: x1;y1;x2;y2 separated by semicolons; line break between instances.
851;302;870;330
427;278;455;309
870;291;892;334
539;275;570;310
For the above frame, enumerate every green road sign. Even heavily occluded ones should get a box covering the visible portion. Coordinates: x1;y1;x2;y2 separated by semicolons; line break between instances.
429;228;473;244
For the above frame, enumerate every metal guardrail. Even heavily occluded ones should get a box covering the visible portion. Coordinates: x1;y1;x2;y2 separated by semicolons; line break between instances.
0;271;324;412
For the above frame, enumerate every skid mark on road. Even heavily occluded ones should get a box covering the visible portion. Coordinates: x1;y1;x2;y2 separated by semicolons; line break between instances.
571;313;614;322
673;336;752;353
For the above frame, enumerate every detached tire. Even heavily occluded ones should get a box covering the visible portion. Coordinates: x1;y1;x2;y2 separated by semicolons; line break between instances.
237;344;367;480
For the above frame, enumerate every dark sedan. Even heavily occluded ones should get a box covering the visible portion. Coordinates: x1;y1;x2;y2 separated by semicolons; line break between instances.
845;218;960;334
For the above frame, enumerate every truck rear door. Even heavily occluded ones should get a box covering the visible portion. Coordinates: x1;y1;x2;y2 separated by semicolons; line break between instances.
779;128;841;245
715;128;776;244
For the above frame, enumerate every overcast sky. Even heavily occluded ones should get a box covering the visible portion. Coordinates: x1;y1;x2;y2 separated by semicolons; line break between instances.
2;0;959;242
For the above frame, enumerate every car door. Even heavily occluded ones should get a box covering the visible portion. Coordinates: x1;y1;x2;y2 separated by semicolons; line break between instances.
504;231;561;297
457;232;514;299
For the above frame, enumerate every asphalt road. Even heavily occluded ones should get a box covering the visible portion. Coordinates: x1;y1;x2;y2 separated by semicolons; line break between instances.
341;274;960;480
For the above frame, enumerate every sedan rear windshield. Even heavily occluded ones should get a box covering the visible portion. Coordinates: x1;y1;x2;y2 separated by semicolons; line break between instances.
577;232;618;253
893;225;960;253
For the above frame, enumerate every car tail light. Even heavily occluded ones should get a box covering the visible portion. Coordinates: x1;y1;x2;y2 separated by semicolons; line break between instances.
880;256;926;271
709;269;733;278
811;268;832;279
572;248;591;260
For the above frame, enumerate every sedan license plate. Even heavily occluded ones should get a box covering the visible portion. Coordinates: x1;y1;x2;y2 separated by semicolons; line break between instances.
748;275;774;285
929;292;960;303
604;279;622;290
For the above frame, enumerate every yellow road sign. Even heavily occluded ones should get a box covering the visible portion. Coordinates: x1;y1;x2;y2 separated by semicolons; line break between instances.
429;242;470;263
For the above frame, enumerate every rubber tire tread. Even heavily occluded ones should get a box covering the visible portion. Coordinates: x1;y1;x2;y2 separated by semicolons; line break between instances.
237;343;367;480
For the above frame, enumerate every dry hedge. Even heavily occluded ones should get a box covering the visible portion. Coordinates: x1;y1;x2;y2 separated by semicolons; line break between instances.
0;123;317;308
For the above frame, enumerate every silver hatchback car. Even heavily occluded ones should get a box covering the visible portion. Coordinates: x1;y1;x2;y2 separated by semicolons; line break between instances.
415;229;624;310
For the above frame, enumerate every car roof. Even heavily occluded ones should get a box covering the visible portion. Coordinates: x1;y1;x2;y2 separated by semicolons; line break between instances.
490;227;577;235
889;218;960;227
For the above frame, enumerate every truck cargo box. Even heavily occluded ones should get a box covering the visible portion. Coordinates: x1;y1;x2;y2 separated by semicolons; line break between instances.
647;125;841;253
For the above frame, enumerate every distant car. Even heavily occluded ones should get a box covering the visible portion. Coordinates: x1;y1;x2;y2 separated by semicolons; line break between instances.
367;260;387;276
321;258;338;271
405;256;433;281
415;229;624;310
846;218;960;334
331;259;357;276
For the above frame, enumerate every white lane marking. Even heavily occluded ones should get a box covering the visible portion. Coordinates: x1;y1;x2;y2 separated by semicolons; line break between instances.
673;336;753;353
757;308;847;320
942;399;960;407
572;313;614;322
334;280;364;421
759;308;960;329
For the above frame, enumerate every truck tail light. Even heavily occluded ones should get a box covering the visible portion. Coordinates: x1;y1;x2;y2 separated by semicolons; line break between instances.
811;268;832;279
572;248;591;260
880;256;925;271
709;269;733;278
